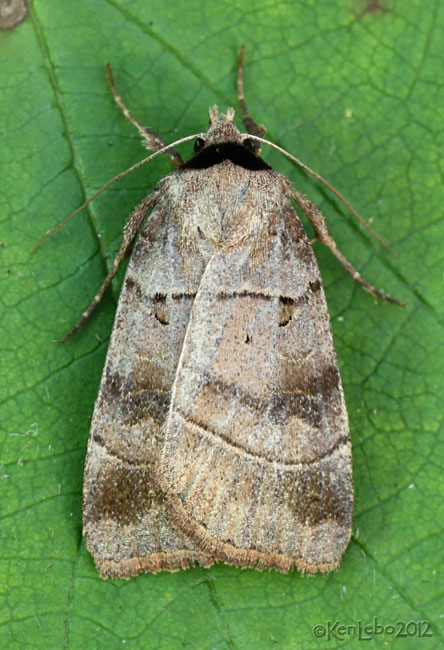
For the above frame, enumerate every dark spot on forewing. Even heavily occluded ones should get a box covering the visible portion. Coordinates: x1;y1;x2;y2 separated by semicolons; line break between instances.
86;463;164;527
280;363;340;398
278;296;294;327
153;293;169;325
278;362;342;428
218;290;272;301
93;433;105;446
99;368;170;427
122;389;170;427
268;392;323;429
101;369;123;403
124;275;142;299
122;284;197;327
278;281;321;326
193;370;335;431
281;460;352;527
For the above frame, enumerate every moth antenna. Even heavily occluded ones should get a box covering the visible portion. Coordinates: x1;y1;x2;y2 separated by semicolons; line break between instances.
244;134;398;257
31;133;204;252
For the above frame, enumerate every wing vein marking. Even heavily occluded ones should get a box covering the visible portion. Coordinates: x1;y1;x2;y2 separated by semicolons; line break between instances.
216;284;321;304
173;409;350;470
91;435;150;468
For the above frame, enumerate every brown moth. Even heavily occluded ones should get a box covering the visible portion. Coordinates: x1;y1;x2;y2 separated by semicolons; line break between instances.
46;49;402;578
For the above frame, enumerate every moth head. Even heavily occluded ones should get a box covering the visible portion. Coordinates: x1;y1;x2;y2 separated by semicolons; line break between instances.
180;105;271;171
202;105;243;146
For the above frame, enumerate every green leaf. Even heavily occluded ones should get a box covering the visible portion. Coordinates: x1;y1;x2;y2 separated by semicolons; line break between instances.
1;0;442;648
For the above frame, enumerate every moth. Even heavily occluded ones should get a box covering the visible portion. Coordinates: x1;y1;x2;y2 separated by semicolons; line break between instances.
41;49;403;578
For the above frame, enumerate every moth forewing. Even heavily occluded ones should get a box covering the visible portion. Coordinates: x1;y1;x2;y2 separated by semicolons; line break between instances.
154;165;353;574
82;182;215;577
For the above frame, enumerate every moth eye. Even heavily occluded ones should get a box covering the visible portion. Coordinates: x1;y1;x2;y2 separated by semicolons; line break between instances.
194;138;205;153
243;138;255;152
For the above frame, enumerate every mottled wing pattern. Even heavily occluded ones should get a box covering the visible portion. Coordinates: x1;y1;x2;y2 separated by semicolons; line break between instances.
156;186;353;574
83;192;214;578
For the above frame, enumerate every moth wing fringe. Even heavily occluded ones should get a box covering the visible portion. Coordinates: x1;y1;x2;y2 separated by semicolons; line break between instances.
162;494;341;575
90;543;216;579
